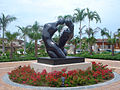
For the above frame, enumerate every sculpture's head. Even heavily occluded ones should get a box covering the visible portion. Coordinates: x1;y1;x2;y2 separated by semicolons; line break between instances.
65;18;73;26
57;18;65;25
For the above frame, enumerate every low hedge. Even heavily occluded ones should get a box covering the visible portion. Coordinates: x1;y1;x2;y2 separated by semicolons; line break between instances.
0;52;120;62
0;53;48;62
69;53;120;60
0;56;37;62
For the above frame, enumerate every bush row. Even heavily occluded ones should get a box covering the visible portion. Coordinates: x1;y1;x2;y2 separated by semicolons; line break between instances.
70;52;120;60
0;53;48;62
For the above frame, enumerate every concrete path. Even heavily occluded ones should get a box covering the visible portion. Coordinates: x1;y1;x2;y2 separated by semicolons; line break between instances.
0;59;120;90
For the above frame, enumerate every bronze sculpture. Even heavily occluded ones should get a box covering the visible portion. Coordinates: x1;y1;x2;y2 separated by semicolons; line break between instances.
42;18;74;58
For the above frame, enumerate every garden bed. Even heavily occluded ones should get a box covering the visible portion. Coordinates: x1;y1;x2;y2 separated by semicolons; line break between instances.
8;62;114;87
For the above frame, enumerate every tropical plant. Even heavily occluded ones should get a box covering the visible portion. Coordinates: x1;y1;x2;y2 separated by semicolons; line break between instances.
86;8;101;31
73;8;86;51
17;26;30;54
0;13;16;53
86;36;96;55
5;31;20;59
58;15;73;20
100;28;109;50
26;41;35;54
70;36;80;55
105;31;117;56
115;28;120;49
28;21;43;57
85;28;97;55
86;8;101;52
85;27;98;53
81;37;88;51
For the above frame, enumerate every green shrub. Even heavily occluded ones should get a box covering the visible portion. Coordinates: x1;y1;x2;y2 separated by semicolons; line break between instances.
71;52;120;60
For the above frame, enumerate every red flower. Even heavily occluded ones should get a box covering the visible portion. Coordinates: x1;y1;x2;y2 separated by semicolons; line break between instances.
65;84;68;87
88;77;90;80
102;76;105;79
62;73;67;77
61;68;67;73
41;69;47;75
92;61;96;65
37;75;41;80
8;72;11;75
22;81;26;84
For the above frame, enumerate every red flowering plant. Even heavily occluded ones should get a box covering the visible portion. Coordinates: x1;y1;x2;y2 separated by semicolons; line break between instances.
8;62;114;87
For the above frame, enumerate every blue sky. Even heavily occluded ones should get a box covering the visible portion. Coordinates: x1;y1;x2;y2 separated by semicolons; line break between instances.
0;0;120;39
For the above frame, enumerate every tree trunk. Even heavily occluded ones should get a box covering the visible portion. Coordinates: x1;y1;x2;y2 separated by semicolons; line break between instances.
2;27;5;53
88;19;90;32
24;36;26;54
90;45;92;55
74;43;77;55
112;44;114;56
88;19;90;52
102;37;104;50
79;21;82;52
10;42;13;59
35;40;38;57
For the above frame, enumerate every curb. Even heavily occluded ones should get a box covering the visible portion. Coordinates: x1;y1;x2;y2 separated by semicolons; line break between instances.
2;72;120;90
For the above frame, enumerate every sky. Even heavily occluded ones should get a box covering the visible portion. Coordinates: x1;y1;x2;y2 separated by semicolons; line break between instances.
0;0;120;39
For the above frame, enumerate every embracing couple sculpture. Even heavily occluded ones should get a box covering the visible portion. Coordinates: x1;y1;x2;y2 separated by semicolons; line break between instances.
42;18;74;58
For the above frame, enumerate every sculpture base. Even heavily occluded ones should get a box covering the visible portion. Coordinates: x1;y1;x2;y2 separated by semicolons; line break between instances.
37;56;85;65
30;62;92;73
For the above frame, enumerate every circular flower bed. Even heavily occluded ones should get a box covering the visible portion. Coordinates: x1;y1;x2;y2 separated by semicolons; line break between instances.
8;62;114;87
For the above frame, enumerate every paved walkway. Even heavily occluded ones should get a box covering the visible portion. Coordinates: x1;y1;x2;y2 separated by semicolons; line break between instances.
0;59;120;90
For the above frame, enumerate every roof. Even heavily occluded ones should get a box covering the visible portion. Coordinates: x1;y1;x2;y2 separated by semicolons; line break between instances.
0;38;24;43
96;39;108;42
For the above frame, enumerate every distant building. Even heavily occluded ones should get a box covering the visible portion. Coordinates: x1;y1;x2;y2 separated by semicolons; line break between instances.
95;39;120;50
0;38;24;52
67;39;120;54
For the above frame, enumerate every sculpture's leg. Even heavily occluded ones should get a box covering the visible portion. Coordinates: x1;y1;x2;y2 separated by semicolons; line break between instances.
58;28;72;56
47;46;66;58
58;28;72;48
47;51;58;58
54;48;66;58
61;48;67;56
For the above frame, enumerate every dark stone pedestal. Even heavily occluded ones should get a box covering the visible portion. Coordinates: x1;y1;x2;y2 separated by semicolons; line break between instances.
37;56;85;65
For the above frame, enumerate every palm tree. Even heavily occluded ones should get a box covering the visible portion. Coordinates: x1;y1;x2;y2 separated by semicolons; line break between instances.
70;36;80;55
17;26;30;54
86;37;96;55
73;8;86;51
5;31;19;59
58;15;73;20
0;13;16;53
26;41;35;54
28;21;42;57
100;28;108;50
115;28;120;48
104;31;116;56
85;28;97;54
86;8;101;31
81;37;88;52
